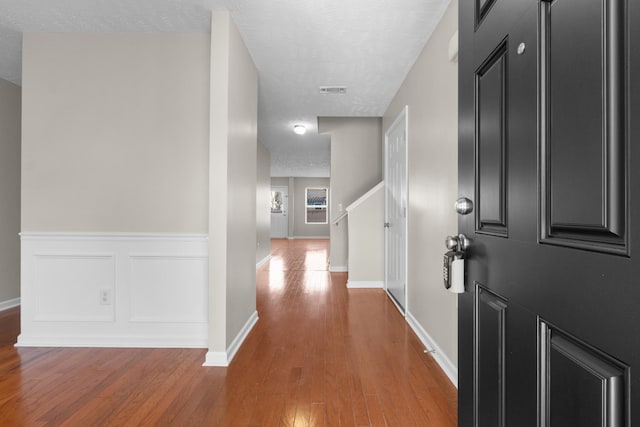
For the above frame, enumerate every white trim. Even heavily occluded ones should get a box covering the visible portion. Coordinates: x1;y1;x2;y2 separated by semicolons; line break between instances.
386;290;406;316
288;236;330;240
346;181;384;213
20;232;208;242
347;281;384;289
16;334;207;348
203;311;259;367
256;255;272;269
226;310;258;363
203;351;229;366
406;311;458;388
0;297;20;312
329;265;348;273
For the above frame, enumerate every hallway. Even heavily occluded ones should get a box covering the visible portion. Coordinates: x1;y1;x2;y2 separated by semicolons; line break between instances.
254;239;457;425
0;239;456;426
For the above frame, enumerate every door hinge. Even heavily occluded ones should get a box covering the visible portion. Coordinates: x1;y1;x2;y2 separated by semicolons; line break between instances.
384;222;390;228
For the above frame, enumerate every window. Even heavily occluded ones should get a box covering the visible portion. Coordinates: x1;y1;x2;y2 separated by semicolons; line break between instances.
271;190;284;213
305;187;328;224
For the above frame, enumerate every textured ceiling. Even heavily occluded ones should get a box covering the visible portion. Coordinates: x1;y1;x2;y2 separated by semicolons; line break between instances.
0;0;450;177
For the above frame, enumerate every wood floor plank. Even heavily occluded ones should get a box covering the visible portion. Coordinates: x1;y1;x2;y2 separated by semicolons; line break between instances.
0;238;457;426
308;402;326;427
364;393;388;427
119;350;209;426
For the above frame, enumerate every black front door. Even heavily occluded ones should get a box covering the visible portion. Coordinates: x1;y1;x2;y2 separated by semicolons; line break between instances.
459;0;639;425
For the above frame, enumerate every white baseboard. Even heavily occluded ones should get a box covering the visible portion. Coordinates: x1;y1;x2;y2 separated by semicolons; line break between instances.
329;265;348;273
406;311;458;387
0;297;20;312
18;232;208;348
386;290;406;316
16;334;207;348
256;255;272;269
226;310;258;363
203;351;229;366
347;280;384;289
203;310;259;367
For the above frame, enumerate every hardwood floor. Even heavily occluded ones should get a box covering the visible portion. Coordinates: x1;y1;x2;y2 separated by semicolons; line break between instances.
0;239;457;426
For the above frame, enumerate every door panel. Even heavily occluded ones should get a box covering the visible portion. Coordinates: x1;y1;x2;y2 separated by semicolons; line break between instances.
476;41;508;236
385;108;408;311
459;0;639;425
476;0;498;26
541;0;627;253
475;287;506;427
547;0;605;227
540;322;626;427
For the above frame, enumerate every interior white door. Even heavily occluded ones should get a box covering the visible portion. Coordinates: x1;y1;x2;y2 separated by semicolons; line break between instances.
385;107;408;312
270;186;289;238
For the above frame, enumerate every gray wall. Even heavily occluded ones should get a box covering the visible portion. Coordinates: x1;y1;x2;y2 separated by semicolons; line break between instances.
21;33;210;233
256;141;272;263
383;0;458;367
318;117;382;271
209;11;258;351
270;177;330;238
0;79;21;305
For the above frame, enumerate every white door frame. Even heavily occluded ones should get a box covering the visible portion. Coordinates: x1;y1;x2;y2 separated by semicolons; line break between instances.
384;106;409;314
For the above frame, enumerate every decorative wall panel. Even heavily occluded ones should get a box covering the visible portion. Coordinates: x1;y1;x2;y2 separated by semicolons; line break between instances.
129;255;208;323
34;254;115;322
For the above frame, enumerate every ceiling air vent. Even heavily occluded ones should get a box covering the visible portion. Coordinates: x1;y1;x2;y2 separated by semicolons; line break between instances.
319;86;347;95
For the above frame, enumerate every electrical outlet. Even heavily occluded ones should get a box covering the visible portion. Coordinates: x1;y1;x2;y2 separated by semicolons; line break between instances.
99;289;112;305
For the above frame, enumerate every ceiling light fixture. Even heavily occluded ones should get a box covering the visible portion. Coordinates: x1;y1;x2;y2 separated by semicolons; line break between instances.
293;124;307;135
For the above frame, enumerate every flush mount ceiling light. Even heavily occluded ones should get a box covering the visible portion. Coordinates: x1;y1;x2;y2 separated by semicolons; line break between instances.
293;124;307;135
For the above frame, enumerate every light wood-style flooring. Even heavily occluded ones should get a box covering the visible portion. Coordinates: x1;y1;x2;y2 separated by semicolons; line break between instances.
0;239;457;426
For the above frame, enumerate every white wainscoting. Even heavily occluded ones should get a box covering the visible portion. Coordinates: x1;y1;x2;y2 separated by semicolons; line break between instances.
18;233;208;348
